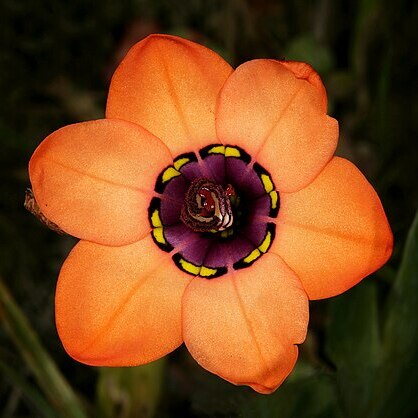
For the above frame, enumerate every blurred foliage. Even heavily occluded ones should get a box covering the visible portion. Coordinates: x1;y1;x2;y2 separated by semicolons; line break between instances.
0;281;87;418
1;0;417;417
96;360;166;418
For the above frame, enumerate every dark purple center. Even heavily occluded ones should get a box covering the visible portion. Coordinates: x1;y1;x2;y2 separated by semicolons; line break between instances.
148;144;279;278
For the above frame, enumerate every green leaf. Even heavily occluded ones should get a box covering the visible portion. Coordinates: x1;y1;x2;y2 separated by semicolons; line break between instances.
325;281;380;418
95;358;166;418
0;280;88;418
368;211;418;418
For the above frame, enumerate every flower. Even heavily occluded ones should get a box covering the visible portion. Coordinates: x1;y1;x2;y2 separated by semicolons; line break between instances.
28;34;393;394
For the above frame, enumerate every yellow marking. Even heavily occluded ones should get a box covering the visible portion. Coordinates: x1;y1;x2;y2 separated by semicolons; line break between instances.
199;266;218;277
173;157;190;171
225;146;241;158
150;209;162;228
258;231;272;253
178;258;201;275
162;167;181;183
261;174;274;193
243;248;261;264
220;230;229;238
269;191;278;209
152;227;166;244
208;145;225;155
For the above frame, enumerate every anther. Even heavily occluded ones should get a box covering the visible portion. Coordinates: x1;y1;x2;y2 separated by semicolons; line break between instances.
181;178;235;233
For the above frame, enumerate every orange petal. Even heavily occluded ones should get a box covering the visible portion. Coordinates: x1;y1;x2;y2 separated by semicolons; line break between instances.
216;59;338;192
271;157;393;300
182;253;308;393
106;34;233;155
278;61;328;111
56;236;191;366
29;119;172;246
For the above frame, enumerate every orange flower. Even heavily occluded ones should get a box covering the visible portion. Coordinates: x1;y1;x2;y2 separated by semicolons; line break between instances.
28;34;393;394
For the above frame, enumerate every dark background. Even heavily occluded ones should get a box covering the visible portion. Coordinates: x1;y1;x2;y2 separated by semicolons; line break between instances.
1;1;417;417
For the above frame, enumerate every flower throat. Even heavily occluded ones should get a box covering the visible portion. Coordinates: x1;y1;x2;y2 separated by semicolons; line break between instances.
148;144;279;278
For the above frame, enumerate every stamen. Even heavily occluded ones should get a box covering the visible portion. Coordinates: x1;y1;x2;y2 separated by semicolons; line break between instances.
181;178;235;233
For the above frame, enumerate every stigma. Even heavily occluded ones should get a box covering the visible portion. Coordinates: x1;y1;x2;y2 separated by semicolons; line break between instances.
181;178;235;233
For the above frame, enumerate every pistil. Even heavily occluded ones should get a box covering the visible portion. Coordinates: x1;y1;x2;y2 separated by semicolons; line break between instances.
181;178;235;233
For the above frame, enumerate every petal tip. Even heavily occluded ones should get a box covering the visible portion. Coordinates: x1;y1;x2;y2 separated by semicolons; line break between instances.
278;60;328;111
379;219;394;267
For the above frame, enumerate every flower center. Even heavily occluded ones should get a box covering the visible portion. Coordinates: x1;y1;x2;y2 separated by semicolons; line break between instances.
181;178;235;233
148;144;279;279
